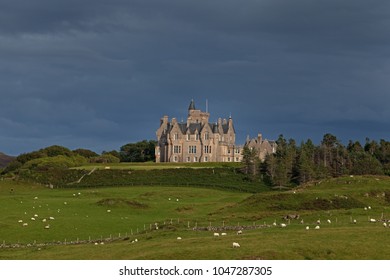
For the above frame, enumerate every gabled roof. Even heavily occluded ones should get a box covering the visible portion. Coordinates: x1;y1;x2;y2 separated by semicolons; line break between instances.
188;99;196;110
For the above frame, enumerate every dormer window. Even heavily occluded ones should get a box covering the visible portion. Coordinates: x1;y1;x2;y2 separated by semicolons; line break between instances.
204;132;209;140
187;134;190;141
195;133;199;141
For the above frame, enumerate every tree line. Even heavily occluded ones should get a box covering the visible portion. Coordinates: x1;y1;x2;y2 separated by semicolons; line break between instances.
243;133;390;187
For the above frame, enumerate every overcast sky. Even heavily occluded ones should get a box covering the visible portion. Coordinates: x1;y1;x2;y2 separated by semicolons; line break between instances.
1;0;389;155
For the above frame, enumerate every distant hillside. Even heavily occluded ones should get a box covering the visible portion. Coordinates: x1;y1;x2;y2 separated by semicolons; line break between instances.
0;152;15;168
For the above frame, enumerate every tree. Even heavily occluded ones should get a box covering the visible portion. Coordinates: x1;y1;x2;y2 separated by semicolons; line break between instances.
120;140;157;162
242;146;258;175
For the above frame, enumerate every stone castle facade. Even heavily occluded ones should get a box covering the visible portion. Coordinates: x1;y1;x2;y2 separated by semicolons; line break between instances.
155;100;276;163
155;100;243;163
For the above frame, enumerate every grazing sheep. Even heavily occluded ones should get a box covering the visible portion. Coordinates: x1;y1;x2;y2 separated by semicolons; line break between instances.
94;242;99;245
305;226;310;230
368;206;372;210
177;237;182;240
316;219;321;224
327;219;332;224
42;219;47;223
31;217;36;221
44;225;50;229
353;219;357;224
383;222;387;227
213;233;220;237
49;217;55;220
364;207;368;211
221;233;227;236
280;223;287;228
22;223;28;227
107;210;111;213
176;198;179;202
370;219;376;223
237;230;243;235
34;214;38;217
232;242;240;248
18;220;23;223
315;225;320;230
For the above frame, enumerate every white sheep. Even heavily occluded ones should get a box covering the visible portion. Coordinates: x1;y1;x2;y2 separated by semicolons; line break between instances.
237;230;243;235
353;219;357;224
368;206;371;210
49;217;55;220
232;242;240;248
31;217;36;221
18;220;23;223
316;219;321;224
280;223;287;228
107;209;111;213
42;219;47;223
383;222;387;227
305;226;310;230
327;219;331;224
44;225;50;229
221;233;227;236
364;207;368;211
22;223;28;227
315;225;320;230
370;218;376;223
213;233;220;237
177;237;182;240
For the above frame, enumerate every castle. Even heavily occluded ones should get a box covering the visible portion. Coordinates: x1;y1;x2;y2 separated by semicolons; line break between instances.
155;100;276;163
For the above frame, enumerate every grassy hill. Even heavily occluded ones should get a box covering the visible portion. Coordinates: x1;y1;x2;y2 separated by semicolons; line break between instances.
1;174;390;260
0;152;14;168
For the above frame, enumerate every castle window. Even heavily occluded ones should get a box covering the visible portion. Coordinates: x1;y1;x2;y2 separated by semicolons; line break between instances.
174;133;179;140
194;156;198;162
204;156;208;162
174;145;181;154
195;133;199;141
187;157;191;162
235;148;240;154
187;134;190;141
174;156;178;162
204;132;209;140
188;146;197;154
204;145;211;153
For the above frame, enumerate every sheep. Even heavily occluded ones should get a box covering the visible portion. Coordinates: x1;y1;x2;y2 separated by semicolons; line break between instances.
22;223;28;227
383;222;387;228
176;198;179;202
316;219;321;224
213;233;220;237
18;220;23;223
280;223;287;228
44;225;50;229
232;242;240;248
368;206;372;210
327;219;332;224
107;209;111;213
42;219;47;223
221;233;227;236
34;214;38;218
364;207;368;211
177;237;182;240
305;226;310;230
353;219;357;224
49;217;55;220
31;217;36;221
370;219;376;223
237;230;243;235
315;225;320;230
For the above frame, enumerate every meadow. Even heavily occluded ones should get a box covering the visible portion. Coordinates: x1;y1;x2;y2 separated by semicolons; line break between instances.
1;165;390;260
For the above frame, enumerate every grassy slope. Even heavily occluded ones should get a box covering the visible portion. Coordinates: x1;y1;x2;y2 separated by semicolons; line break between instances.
1;175;390;260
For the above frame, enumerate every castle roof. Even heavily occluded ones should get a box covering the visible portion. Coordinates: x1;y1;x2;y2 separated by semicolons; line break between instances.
188;99;196;110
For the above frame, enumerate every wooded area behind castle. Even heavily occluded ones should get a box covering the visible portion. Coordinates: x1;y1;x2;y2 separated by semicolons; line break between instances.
243;133;390;187
1;134;389;188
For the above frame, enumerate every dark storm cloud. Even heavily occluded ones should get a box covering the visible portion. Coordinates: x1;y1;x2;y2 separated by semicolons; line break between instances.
1;0;389;155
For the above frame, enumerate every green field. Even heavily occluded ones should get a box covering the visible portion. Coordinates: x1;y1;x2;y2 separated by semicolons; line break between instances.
1;171;390;260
